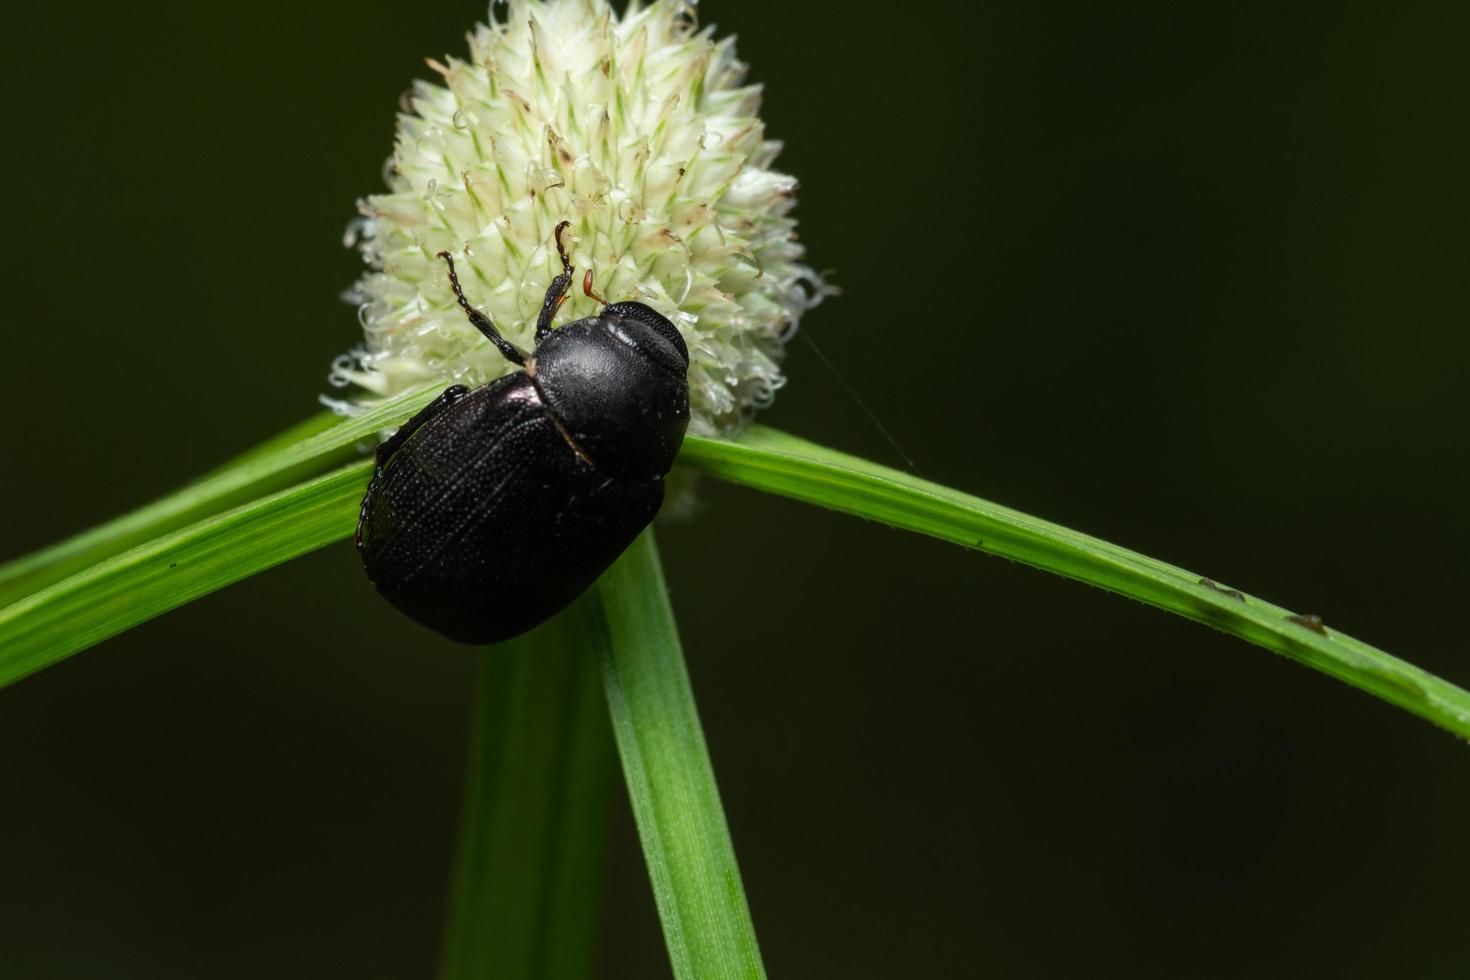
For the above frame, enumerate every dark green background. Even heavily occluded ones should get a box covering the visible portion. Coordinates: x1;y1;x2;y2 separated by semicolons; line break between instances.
3;1;1469;976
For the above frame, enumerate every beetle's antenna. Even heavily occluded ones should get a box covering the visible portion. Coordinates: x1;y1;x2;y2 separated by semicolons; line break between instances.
582;269;609;307
438;252;526;366
535;220;575;342
796;329;918;471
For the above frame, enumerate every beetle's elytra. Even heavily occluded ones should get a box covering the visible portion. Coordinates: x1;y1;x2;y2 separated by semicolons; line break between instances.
356;221;690;643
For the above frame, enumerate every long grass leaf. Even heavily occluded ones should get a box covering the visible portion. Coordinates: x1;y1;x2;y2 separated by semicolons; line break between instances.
439;597;615;980
0;461;368;687
680;426;1470;736
0;387;435;606
592;531;766;980
4;414;1467;739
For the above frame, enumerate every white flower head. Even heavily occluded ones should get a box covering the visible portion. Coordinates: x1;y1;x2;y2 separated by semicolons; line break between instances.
332;0;824;435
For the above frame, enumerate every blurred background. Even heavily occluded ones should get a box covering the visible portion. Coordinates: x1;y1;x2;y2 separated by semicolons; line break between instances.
3;1;1469;976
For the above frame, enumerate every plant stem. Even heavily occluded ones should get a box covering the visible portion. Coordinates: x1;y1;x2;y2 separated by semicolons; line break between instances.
592;531;767;980
439;598;615;980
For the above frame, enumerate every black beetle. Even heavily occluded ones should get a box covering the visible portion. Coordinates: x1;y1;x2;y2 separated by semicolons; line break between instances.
356;220;690;643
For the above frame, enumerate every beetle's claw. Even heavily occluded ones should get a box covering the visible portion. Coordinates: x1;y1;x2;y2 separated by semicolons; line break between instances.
553;220;573;277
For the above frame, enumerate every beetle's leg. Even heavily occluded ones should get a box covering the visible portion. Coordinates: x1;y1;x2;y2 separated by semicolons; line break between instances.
437;252;527;366
358;385;473;548
373;385;472;472
534;219;575;343
581;269;609;307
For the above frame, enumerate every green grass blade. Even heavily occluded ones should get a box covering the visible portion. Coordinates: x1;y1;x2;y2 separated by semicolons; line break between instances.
0;387;436;607
680;425;1470;737
0;460;370;688
592;531;766;980
4;410;1468;740
439;598;615;980
201;409;343;474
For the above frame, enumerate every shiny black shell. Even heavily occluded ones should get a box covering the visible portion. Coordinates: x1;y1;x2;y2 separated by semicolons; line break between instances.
356;305;690;644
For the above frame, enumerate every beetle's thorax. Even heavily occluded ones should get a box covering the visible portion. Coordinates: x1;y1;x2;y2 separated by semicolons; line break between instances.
530;314;690;483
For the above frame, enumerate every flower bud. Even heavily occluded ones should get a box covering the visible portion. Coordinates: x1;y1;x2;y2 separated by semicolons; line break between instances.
332;0;824;435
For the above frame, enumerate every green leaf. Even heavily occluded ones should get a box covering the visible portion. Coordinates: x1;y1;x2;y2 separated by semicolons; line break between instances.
439;599;615;980
2;409;1467;740
4;410;1468;980
0;460;369;688
592;531;766;980
0;387;437;607
680;426;1470;737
